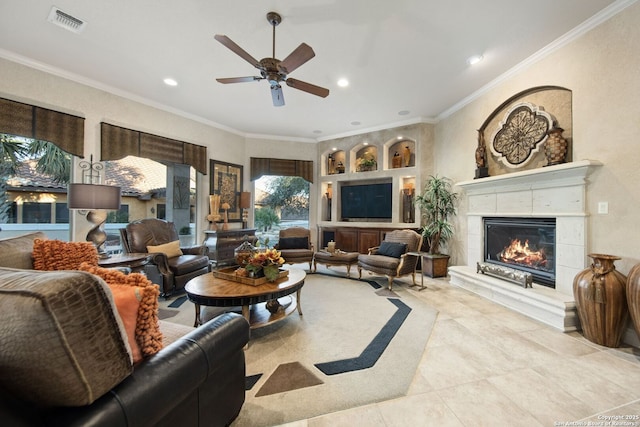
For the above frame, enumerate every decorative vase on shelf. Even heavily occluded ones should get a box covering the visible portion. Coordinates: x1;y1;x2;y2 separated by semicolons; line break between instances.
392;152;402;168
626;263;640;338
544;127;568;166
402;145;411;167
336;162;345;174
573;253;629;348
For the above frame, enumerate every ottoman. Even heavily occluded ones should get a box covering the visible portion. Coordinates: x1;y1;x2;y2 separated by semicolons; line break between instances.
313;250;360;278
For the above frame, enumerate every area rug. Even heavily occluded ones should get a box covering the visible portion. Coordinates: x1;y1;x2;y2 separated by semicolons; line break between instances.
240;270;437;426
159;268;437;426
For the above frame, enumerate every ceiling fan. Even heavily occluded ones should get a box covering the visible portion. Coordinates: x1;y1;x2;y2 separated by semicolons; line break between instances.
214;11;330;107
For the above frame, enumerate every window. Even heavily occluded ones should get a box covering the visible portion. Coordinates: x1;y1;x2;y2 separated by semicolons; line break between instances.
55;202;69;223
22;202;51;223
157;204;166;220
107;205;129;223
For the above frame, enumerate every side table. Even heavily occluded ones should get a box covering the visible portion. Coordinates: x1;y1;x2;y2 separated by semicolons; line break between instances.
406;251;428;290
97;252;152;273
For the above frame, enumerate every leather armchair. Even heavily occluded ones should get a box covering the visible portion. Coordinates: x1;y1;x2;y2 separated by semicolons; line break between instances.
357;229;423;290
274;227;314;270
120;219;210;297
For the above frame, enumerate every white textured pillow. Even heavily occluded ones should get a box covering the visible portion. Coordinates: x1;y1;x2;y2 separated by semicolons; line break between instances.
147;240;183;258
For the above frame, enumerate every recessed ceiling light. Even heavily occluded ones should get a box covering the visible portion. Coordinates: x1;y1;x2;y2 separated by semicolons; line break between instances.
163;78;178;86
332;147;337;151
397;136;403;140
398;110;410;116
351;121;361;126
467;55;483;65
337;78;349;87
363;142;369;146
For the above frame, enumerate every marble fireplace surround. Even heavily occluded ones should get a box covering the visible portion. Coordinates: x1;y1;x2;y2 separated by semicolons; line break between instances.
449;160;602;332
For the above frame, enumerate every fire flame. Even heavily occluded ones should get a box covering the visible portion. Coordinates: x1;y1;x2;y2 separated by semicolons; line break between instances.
499;239;547;267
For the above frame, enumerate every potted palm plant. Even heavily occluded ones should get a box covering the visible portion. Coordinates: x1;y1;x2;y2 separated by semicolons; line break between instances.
415;175;458;277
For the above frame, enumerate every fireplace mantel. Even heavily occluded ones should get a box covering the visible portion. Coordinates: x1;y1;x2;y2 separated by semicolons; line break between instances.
449;160;602;331
457;159;602;194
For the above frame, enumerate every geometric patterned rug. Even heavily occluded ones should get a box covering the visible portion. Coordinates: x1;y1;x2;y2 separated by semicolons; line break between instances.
159;266;438;426
231;268;438;426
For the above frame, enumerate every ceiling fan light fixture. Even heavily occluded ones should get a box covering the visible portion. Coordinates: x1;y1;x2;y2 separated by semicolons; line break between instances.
214;11;329;107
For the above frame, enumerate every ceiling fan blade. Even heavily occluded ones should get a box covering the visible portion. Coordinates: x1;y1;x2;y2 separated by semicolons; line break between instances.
286;78;330;98
271;85;285;107
214;34;261;68
216;76;262;84
278;43;315;74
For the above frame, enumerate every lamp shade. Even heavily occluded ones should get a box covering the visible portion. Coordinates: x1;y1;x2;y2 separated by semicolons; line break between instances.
240;192;251;209
68;183;121;210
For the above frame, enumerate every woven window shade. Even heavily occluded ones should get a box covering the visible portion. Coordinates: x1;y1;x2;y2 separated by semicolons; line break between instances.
100;123;140;160
0;97;84;157
140;133;183;164
34;107;84;157
183;142;207;176
250;157;314;183
100;122;207;174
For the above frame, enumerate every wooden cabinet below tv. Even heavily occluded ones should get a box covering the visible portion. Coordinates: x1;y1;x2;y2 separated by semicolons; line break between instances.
319;226;421;254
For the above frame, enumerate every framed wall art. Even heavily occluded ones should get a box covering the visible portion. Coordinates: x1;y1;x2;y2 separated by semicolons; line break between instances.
210;159;243;221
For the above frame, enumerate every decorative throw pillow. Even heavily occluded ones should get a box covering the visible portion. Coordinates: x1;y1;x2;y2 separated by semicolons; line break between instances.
0;232;46;269
147;240;183;258
79;263;163;362
32;239;98;271
0;267;132;407
278;237;309;250
377;241;408;258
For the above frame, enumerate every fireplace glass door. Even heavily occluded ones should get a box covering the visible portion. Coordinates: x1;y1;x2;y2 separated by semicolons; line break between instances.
484;217;556;288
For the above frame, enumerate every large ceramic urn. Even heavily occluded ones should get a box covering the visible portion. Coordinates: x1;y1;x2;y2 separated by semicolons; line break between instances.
626;263;640;339
573;254;629;348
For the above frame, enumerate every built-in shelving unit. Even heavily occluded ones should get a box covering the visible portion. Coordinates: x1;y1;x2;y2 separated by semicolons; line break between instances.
319;135;421;232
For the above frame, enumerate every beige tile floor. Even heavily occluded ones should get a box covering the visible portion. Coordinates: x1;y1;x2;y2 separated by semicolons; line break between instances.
276;271;640;427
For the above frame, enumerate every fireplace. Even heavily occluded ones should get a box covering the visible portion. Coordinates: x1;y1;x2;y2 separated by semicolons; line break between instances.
484;217;556;288
449;161;602;332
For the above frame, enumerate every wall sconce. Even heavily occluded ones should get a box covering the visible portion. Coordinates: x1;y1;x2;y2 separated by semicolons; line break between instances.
240;191;251;229
67;156;121;258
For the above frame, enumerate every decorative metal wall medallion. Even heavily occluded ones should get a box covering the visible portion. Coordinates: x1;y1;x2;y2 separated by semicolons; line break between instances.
490;102;553;168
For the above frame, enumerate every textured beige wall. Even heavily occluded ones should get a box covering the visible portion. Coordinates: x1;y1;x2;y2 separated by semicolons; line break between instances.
0;57;246;238
434;2;640;273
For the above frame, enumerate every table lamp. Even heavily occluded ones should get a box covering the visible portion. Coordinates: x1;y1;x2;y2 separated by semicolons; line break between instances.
68;183;121;258
240;191;251;229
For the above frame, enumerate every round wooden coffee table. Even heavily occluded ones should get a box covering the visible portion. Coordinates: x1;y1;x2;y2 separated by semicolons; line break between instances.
184;268;305;329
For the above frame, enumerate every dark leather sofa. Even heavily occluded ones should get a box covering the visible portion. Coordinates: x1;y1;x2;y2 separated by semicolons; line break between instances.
0;232;250;427
0;313;250;427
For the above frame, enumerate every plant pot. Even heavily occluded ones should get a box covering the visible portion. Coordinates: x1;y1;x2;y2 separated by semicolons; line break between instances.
422;254;450;278
573;253;628;348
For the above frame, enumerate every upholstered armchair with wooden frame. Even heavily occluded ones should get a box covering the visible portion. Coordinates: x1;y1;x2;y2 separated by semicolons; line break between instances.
357;229;423;290
120;218;210;298
274;227;315;270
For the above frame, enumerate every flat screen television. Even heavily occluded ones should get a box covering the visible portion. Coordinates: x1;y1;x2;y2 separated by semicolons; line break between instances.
340;182;392;221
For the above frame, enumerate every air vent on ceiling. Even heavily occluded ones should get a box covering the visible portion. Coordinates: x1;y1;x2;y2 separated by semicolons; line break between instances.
47;6;87;33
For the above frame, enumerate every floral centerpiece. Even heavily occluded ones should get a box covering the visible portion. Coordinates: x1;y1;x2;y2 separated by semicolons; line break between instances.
245;248;285;282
